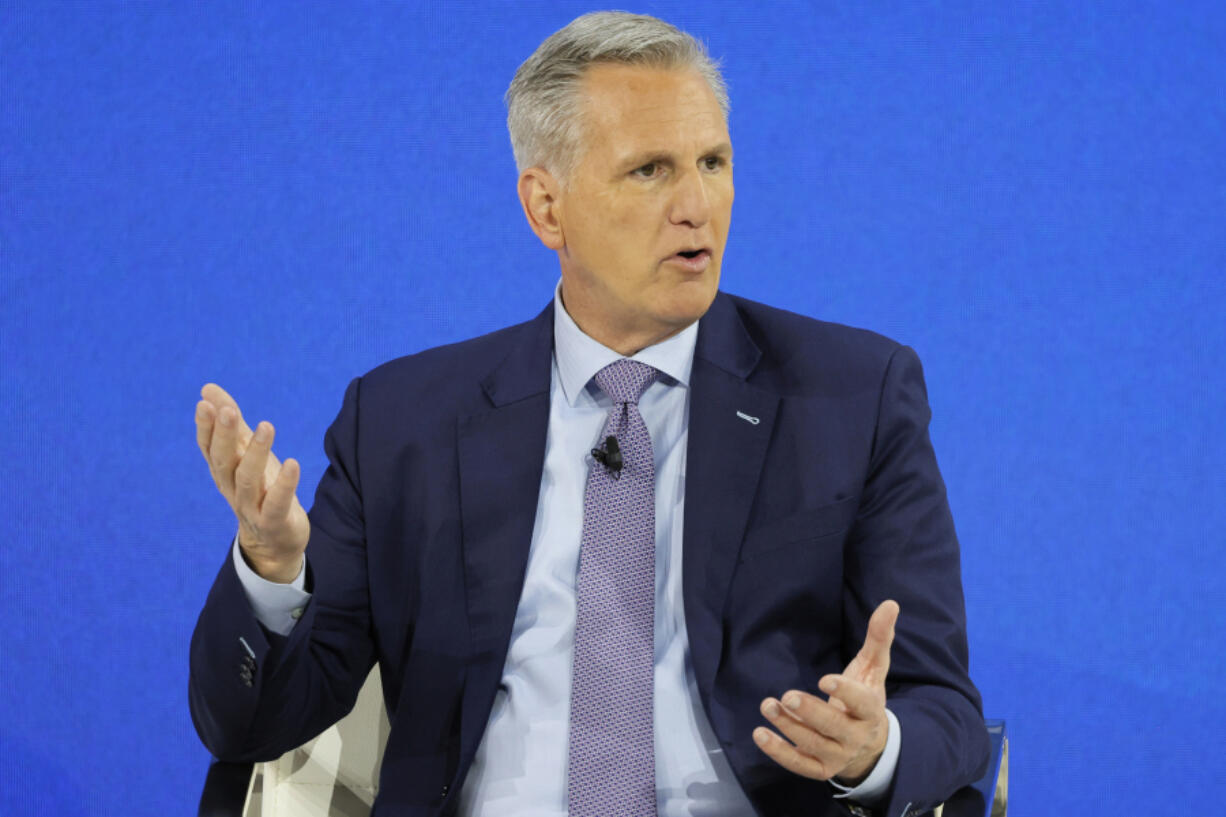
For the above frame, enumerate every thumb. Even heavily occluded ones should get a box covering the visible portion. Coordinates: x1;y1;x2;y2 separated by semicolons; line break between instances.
849;600;899;686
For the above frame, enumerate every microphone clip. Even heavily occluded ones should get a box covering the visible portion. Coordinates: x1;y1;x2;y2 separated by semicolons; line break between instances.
591;435;623;478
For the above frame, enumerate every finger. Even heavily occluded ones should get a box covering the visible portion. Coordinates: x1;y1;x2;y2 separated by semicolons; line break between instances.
201;382;238;412
209;405;247;496
762;696;846;757
753;726;832;781
775;690;844;733
202;383;253;438
235;421;273;516
261;457;300;522
850;600;899;685
818;676;885;722
195;400;216;461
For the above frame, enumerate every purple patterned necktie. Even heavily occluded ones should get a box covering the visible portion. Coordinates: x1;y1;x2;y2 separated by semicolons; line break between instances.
568;359;661;817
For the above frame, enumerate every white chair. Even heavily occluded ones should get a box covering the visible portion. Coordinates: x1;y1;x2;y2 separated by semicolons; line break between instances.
240;665;390;817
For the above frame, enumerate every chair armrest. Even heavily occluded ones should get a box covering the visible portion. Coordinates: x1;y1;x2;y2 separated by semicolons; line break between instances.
199;759;253;817
937;719;1008;817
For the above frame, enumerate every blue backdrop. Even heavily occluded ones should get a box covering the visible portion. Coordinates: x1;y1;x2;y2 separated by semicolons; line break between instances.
2;2;1223;814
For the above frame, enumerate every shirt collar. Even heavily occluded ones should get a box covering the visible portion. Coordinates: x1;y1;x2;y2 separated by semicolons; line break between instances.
552;280;698;407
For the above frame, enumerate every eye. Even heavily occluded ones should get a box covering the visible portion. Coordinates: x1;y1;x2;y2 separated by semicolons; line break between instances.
702;155;727;172
632;161;661;179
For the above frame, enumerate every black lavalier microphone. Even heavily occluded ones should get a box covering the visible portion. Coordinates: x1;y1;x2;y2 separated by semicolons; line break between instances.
591;435;623;477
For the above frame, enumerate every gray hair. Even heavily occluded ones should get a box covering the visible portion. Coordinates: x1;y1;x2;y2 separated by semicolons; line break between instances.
505;11;729;181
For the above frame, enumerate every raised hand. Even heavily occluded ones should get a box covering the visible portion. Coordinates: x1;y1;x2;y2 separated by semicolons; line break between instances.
754;600;899;784
195;383;310;583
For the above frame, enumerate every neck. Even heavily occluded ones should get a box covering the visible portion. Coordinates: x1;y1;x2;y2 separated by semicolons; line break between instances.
559;282;686;356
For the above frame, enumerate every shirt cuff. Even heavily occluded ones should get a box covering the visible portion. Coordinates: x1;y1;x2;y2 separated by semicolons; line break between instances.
829;707;901;804
231;536;311;636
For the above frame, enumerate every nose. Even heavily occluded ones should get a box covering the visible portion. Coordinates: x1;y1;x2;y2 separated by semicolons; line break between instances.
668;167;712;229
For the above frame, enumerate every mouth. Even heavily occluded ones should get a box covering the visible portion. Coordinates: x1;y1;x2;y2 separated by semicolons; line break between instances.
664;247;712;271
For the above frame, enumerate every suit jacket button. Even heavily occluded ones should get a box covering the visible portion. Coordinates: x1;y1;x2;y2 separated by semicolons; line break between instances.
440;784;449;797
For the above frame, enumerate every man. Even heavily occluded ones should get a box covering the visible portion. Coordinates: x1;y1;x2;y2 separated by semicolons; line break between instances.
190;11;988;817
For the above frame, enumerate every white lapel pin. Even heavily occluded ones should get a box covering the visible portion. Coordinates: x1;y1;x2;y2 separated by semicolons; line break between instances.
736;410;760;425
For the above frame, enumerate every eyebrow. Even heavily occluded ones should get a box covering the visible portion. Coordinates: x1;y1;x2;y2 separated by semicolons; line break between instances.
618;141;734;170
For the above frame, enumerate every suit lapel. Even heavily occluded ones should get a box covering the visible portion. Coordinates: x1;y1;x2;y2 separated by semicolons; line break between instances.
455;304;554;767
683;294;779;713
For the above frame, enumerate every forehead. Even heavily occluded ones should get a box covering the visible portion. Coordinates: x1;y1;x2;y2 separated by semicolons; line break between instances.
576;63;729;161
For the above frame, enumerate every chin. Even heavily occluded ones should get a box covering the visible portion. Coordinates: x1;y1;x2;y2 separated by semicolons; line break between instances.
655;276;719;327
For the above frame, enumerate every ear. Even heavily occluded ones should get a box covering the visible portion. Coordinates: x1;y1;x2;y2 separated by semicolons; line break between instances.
517;167;566;251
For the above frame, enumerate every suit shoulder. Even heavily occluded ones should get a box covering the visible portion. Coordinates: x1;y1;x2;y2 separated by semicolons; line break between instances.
356;310;546;402
725;293;909;385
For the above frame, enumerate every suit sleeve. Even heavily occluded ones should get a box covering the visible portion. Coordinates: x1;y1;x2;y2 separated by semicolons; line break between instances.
842;346;989;817
189;376;376;762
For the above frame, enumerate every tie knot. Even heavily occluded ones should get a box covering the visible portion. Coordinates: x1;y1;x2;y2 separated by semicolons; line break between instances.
593;359;660;405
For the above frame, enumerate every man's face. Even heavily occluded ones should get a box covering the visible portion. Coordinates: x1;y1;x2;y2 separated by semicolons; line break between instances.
554;63;733;350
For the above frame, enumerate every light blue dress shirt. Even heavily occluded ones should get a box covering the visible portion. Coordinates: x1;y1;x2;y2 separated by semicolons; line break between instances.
233;284;900;813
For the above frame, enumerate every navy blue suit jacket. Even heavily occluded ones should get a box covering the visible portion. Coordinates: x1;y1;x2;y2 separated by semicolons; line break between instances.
190;292;989;817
